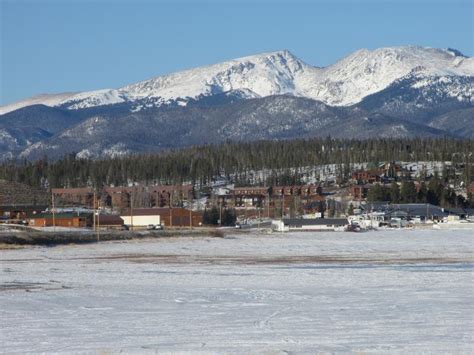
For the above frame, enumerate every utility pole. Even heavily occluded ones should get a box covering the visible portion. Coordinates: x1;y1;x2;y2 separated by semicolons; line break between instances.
267;192;270;219
96;199;100;242
93;191;96;232
51;191;56;231
281;194;284;219
170;191;173;227
257;208;260;229
219;200;222;226
130;192;134;231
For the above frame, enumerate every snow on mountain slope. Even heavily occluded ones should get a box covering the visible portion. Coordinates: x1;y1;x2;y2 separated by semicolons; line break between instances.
61;89;127;110
0;92;78;115
303;46;474;105
58;50;318;110
1;46;472;114
61;46;471;109
123;50;313;99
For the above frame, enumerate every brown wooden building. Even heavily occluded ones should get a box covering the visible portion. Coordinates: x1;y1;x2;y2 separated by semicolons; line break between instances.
28;212;92;228
231;187;269;208
351;170;382;184
96;214;124;229
102;184;194;209
52;187;94;207
121;207;203;227
149;185;193;207
0;205;48;222
351;185;372;200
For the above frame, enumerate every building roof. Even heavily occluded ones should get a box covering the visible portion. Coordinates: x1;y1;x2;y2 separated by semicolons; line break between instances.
363;203;447;217
52;187;93;194
104;185;193;194
121;207;191;216
149;185;193;193
283;218;349;226
103;186;137;194
0;205;48;212
443;207;467;215
30;212;92;219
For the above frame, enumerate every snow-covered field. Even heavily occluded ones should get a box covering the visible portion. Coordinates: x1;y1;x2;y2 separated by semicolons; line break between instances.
1;230;473;353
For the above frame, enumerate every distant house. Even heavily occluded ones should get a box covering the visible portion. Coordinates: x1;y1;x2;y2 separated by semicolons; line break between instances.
351;169;382;184
379;162;402;178
102;184;194;209
28;212;92;228
102;186;133;209
232;187;269;208
227;185;323;210
351;185;372;200
0;205;48;222
149;185;193;207
120;208;202;228
363;203;448;222
52;187;94;207
272;218;349;232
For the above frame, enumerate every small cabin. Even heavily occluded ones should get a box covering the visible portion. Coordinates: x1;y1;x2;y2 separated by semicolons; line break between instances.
272;218;349;232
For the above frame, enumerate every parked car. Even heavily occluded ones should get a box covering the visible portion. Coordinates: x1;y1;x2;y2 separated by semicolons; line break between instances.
147;224;163;230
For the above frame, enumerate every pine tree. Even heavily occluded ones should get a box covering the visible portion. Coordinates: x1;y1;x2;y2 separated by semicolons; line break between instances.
347;203;354;216
400;181;417;203
417;182;428;203
390;182;400;203
221;208;237;226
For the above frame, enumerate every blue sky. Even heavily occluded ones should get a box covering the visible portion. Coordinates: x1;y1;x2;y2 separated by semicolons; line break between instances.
1;0;473;105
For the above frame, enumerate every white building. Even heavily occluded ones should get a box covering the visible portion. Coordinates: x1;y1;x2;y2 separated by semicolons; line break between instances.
120;208;161;227
272;218;349;232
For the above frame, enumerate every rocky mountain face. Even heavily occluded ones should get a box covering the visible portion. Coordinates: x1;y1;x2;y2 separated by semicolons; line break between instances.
0;46;472;160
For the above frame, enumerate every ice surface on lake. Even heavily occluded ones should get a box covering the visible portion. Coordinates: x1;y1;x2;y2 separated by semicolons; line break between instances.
1;230;473;352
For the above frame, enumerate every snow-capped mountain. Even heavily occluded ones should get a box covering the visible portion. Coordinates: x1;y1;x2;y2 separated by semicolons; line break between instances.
301;46;473;106
0;45;473;160
1;46;472;115
0;93;78;115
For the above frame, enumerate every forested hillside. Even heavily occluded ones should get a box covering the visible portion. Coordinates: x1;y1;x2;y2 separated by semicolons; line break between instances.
1;138;472;189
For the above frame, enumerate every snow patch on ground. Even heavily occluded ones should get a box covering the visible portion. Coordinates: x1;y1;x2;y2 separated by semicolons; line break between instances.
1;229;472;352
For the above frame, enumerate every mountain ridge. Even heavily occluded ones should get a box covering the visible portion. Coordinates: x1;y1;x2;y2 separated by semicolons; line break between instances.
0;45;472;160
1;46;472;114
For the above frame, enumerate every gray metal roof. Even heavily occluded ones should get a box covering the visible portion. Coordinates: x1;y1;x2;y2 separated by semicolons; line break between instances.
364;203;447;217
283;218;349;226
443;207;467;215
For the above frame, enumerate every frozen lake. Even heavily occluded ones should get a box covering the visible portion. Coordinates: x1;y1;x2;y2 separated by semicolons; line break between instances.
1;230;473;352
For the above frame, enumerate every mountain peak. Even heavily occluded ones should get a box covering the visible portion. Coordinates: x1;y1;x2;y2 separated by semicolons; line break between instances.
447;48;467;58
1;45;472;115
236;49;297;60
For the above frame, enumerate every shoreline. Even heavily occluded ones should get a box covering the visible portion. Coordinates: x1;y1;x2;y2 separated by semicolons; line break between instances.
0;228;227;248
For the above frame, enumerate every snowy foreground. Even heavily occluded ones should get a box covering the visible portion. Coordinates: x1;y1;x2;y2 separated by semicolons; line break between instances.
1;230;473;353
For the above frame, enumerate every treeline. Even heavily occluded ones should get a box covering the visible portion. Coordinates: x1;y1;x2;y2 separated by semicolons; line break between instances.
203;207;237;226
1;137;472;189
368;179;470;208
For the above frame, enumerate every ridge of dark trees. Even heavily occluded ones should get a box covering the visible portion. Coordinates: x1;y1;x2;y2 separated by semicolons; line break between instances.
367;179;471;209
1;137;472;190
